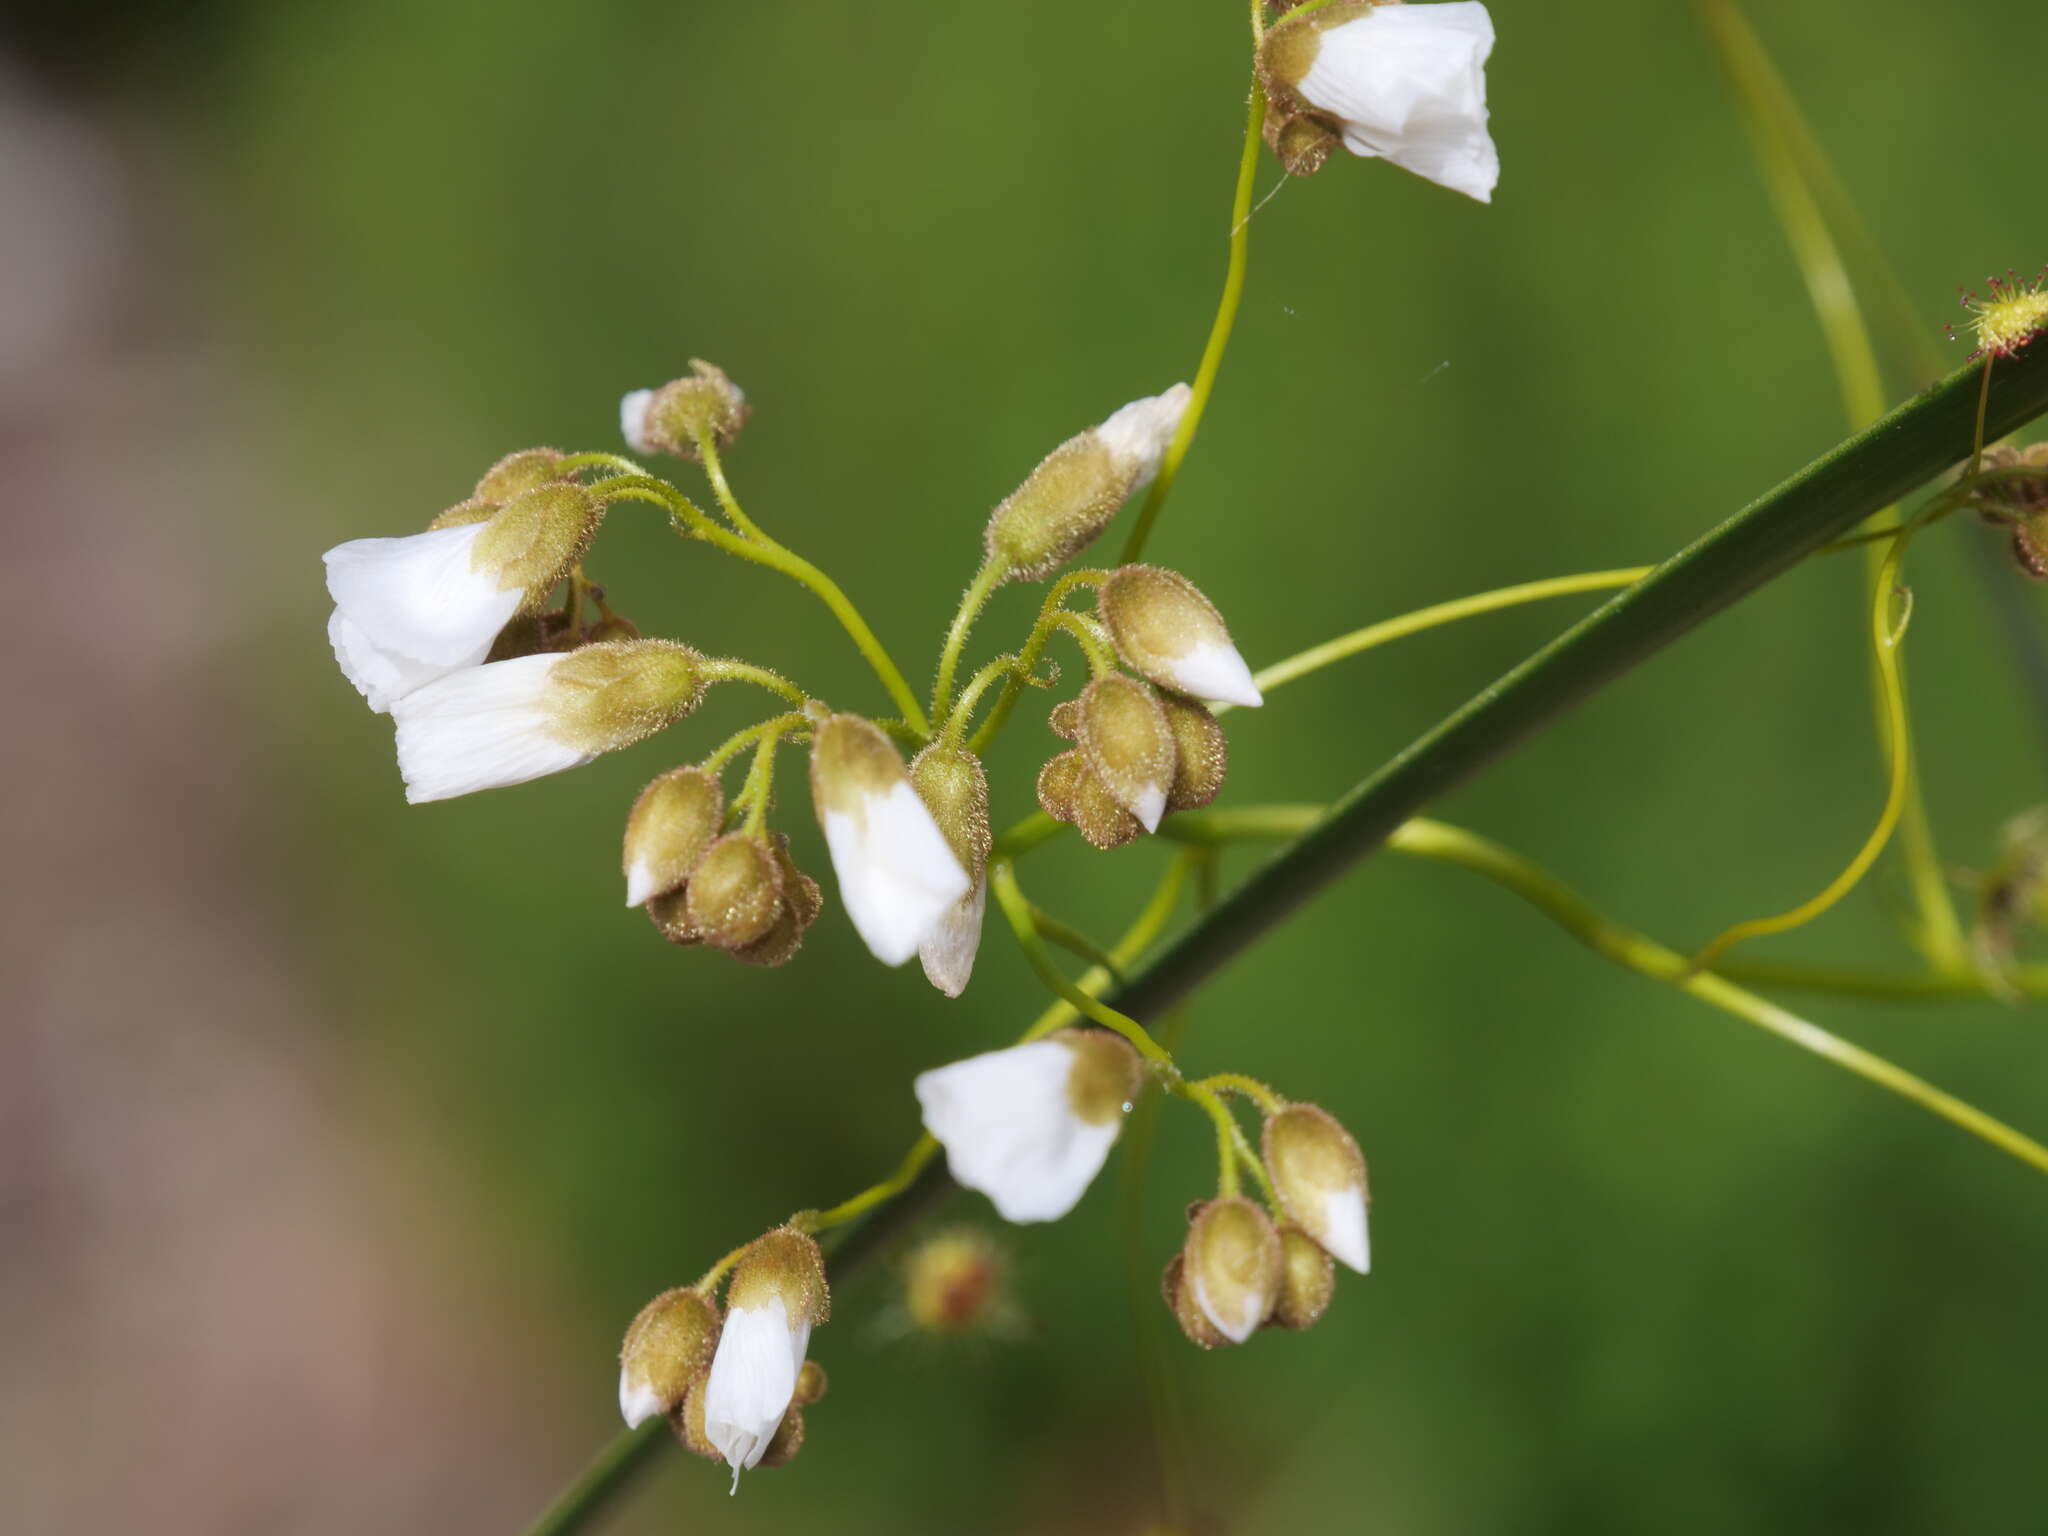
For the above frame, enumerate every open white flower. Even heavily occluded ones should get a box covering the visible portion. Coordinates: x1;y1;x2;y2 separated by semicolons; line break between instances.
325;523;523;712
1263;1;1498;204
392;639;705;804
701;1229;827;1493
810;715;970;965
914;1030;1142;1223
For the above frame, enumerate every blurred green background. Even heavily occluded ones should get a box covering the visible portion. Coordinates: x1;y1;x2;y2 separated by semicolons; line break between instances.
6;1;2047;1531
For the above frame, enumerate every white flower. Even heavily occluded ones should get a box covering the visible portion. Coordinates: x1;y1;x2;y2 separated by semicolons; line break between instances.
918;880;986;999
1290;2;1498;203
390;654;597;804
619;388;657;455
324;523;523;712
810;715;971;966
914;1032;1140;1223
1094;382;1192;492
702;1295;810;1492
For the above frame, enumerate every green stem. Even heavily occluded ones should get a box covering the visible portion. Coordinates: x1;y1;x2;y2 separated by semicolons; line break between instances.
516;1420;668;1536
1122;76;1261;565
699;658;808;707
932;559;1010;725
1119;77;1266;565
1197;1071;1286;1115
701;713;804;776
692;432;773;545
990;862;1174;1067
797;1134;943;1233
1387;818;2048;1177
943;655;1022;747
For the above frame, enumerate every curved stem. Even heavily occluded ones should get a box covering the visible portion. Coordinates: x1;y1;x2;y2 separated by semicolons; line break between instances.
943;655;1022;747
700;658;808;707
733;728;783;834
932;559;1010;725
967;570;1110;751
517;1420;667;1536
798;1134;943;1234
1388;818;2048;1177
701;713;804;776
1197;1071;1286;1115
1119;77;1266;564
692;432;772;545
990;861;1174;1067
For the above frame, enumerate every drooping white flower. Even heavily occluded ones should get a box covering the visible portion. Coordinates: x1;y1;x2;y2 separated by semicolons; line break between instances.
1264;1;1499;204
914;1030;1142;1223
391;639;705;805
1097;564;1263;709
324;482;601;712
1263;1101;1372;1274
701;1228;828;1493
810;715;970;966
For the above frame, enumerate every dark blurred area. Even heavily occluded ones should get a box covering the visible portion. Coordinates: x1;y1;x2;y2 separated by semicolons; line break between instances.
3;2;2044;1532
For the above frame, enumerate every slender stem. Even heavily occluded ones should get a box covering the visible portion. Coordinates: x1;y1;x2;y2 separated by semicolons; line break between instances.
967;571;1109;752
1119;78;1266;564
990;862;1174;1067
597;476;930;733
693;1241;753;1293
943;655;1022;747
932;559;1010;725
733;728;782;834
1197;1071;1286;1115
798;1134;943;1233
692;432;772;545
1387;818;2048;1177
517;1420;668;1536
699;658;808;707
1054;611;1120;678
701;713;804;776
1197;1084;1241;1195
1230;569;1652;710
554;450;651;479
1026;901;1127;982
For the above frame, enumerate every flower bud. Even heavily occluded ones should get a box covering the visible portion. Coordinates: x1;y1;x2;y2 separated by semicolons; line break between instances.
730;834;825;970
1264;109;1339;178
675;1371;720;1459
902;1228;1007;1335
390;640;704;804
620;359;750;462
915;1027;1142;1223
1160;692;1229;811
1098;566;1263;708
647;888;702;946
757;1407;806;1468
704;1227;829;1489
982;385;1191;581
1048;698;1080;739
1265;1225;1337;1332
427;496;497;531
1075;675;1178;834
910;745;992;998
684;833;786;951
1259;1;1499;204
474;446;568;504
1160;1252;1232;1349
811;714;971;966
1037;748;1144;851
1262;1102;1371;1274
1182;1196;1283;1345
623;766;726;907
618;1286;721;1428
470;483;605;605
794;1359;828;1406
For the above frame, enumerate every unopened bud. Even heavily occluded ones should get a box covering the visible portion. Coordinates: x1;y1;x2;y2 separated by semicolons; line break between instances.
1265;1225;1337;1331
1075;675;1178;834
1160;1253;1232;1349
730;834;824;970
794;1359;828;1406
1263;1102;1370;1274
911;745;992;998
982;385;1191;581
624;766;726;907
584;612;642;643
647;888;702;946
1048;698;1080;739
428;496;497;531
1160;692;1229;811
620;359;750;462
675;1371;720;1460
1182;1196;1283;1344
475;446;568;504
546;639;707;754
1265;109;1339;177
619;1286;721;1428
472;483;604;608
1098;565;1263;708
902;1228;1007;1335
685;832;786;950
758;1407;806;1468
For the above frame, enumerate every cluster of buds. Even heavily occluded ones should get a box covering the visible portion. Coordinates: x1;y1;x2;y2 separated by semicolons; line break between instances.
1971;442;2048;579
1257;1;1499;203
1163;1102;1371;1347
1037;567;1256;848
618;1226;830;1491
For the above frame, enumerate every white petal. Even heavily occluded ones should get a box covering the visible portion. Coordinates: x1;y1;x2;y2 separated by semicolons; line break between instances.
328;608;462;714
618;1368;663;1430
821;783;972;966
619;388;656;454
1192;1263;1268;1346
1299;2;1498;203
918;880;986;998
624;856;663;908
1094;383;1192;489
1159;637;1263;709
325;522;522;669
1128;780;1168;835
1319;1182;1371;1274
915;1039;1120;1223
390;655;594;804
703;1299;809;1492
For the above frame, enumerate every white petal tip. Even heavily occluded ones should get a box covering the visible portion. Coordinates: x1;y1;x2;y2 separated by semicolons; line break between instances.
1131;783;1167;834
620;388;655;453
618;1374;661;1430
1322;1187;1372;1274
625;860;659;908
